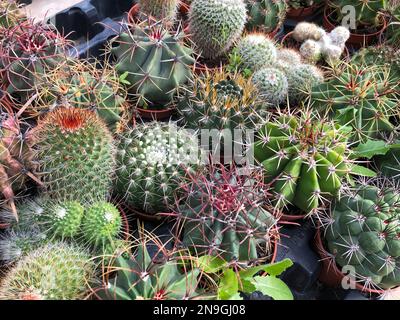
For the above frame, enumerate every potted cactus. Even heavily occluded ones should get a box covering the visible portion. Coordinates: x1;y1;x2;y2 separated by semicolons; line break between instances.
286;0;324;21
316;179;400;293
323;0;388;47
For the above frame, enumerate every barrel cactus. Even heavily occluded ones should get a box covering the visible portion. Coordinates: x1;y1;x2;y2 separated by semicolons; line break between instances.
325;180;400;290
0;0;26;29
111;20;194;108
235;33;277;71
30;108;115;203
115;122;201;214
96;244;203;300
254;113;354;214
310;64;397;143
246;0;287;33
252;67;288;105
81;201;122;248
34;58;127;130
0;242;97;300
189;0;247;59
138;0;178;23
177;70;267;156
173;164;278;262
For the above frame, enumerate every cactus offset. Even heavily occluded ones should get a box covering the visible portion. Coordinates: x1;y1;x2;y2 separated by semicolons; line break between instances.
189;0;247;59
111;20;194;108
325;180;400;290
31;108;115;203
245;0;288;33
252;67;288;105
115;122;201;214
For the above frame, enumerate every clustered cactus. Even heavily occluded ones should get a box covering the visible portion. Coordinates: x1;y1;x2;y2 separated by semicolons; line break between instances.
245;0;288;34
325;180;400;290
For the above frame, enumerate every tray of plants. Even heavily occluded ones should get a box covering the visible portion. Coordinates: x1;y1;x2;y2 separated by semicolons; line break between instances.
0;0;399;303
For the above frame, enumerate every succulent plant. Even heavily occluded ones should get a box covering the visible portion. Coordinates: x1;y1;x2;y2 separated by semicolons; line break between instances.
81;201;122;248
0;0;26;29
254;112;354;214
177;69;267;157
173;164;278;262
299;39;322;63
115;122;201;214
189;0;247;59
245;0;288;33
95;244;204;300
325;180;400;290
30;108;115;203
111;19;194;109
0;111;37;219
138;0;178;23
1;21;69;102
374;140;400;180
34;58;127;130
328;0;387;28
310;64;397;143
235;33;277;71
0;242;97;300
277;48;302;64
293;22;326;42
252;67;288;105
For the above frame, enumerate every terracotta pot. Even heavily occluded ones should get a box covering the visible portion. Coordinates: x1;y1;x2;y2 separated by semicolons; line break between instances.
179;1;190;15
286;3;323;21
279;212;308;223
194;62;221;75
314;228;385;294
136;107;175;120
128;3;140;25
323;6;387;48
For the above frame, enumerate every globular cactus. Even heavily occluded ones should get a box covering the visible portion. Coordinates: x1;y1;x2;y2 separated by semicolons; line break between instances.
310;64;397;143
252;67;288;105
276;62;324;103
374;140;400;180
34;58;127;130
0;242;97;300
81;201;122;248
0;0;26;29
254;112;354;214
325;180;400;290
293;22;325;42
328;26;351;48
115;122;201;214
245;0;288;33
111;20;194;108
172;164;278;262
235;33;277;71
138;0;178;23
96;244;203;300
1;21;69;102
277;48;302;64
30;108;115;203
177;70;267;155
299;39;322;63
189;0;247;59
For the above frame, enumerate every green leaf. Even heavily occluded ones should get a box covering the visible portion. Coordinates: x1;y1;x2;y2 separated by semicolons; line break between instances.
218;269;239;300
228;292;243;300
350;164;377;177
197;255;227;273
353;140;390;159
239;258;293;280
119;72;131;85
252;276;294;300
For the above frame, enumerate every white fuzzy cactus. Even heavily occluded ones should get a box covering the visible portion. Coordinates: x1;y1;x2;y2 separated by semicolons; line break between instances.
299;40;322;63
328;26;350;48
293;22;326;42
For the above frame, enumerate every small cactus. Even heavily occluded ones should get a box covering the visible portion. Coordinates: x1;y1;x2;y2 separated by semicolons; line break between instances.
299;39;322;63
277;48;302;64
246;0;288;33
293;22;325;42
138;0;178;23
252;67;288;105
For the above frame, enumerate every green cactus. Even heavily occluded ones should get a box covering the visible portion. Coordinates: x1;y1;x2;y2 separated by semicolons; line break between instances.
0;0;26;29
115;122;201;214
189;0;247;59
245;0;287;33
310;64;397;143
82;201;122;248
277;48;302;64
138;0;178;23
0;242;97;300
31;108;115;203
235;33;277;71
177;70;267;156
374;141;400;180
175;165;277;262
111;20;194;108
254;113;354;214
96;244;203;300
325;181;400;289
252;67;288;105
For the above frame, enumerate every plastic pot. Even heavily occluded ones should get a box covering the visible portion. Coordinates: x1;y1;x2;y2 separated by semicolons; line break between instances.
322;6;387;48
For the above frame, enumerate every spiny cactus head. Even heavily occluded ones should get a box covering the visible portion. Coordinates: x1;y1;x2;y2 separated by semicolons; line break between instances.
292;22;326;42
0;0;26;29
328;26;350;48
246;0;288;33
138;0;178;24
0;242;97;300
252;67;288;106
32;108;115;203
235;32;277;71
172;164;278;263
299;39;322;63
277;48;302;64
82;201;123;248
326;178;400;290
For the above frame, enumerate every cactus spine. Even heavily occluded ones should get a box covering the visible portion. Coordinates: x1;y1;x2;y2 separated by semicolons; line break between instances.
138;0;178;23
246;0;288;33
